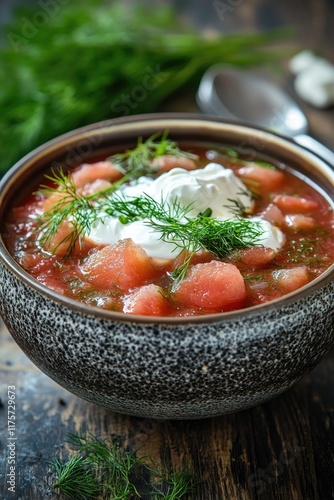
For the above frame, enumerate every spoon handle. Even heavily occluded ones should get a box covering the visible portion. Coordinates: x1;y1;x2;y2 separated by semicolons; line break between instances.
294;134;334;167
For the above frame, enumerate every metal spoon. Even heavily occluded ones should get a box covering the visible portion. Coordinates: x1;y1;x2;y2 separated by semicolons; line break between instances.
196;65;334;166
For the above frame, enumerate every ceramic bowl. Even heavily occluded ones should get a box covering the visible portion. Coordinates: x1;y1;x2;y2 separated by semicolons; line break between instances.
0;114;333;419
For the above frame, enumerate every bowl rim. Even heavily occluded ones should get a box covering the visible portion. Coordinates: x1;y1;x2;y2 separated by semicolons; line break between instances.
1;112;333;325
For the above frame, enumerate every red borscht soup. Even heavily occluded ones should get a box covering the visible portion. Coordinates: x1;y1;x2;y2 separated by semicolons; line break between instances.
5;134;334;317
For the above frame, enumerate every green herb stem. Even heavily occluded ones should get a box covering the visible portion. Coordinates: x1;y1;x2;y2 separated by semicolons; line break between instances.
50;433;194;499
0;0;288;176
51;454;100;499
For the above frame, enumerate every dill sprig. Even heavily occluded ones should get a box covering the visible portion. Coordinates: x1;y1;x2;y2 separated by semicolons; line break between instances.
51;454;101;499
170;218;264;283
37;168;98;254
109;131;198;175
100;193;264;283
50;432;194;499
223;188;252;216
103;193;192;224
150;468;194;500
142;201;264;281
36;169;145;254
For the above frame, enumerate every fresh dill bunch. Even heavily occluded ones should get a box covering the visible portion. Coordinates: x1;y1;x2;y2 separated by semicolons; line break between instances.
0;0;288;177
50;454;101;499
108;131;198;175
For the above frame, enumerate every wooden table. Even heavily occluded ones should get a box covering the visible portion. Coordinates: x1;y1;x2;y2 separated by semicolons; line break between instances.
1;1;334;499
0;321;334;499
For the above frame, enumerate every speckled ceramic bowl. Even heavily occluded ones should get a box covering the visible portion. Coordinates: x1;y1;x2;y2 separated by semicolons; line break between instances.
0;114;333;419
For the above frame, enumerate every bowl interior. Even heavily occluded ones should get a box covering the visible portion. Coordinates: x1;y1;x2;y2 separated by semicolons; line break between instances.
1;113;333;323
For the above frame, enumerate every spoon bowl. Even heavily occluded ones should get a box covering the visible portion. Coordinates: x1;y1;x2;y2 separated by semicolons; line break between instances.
197;66;334;165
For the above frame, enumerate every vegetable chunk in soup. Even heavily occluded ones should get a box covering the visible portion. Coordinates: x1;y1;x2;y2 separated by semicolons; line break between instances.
6;134;334;317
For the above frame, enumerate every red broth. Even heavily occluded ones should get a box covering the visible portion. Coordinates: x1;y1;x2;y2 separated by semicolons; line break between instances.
5;145;334;317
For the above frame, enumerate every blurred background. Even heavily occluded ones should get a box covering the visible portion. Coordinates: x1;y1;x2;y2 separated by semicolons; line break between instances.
0;0;333;176
1;0;334;42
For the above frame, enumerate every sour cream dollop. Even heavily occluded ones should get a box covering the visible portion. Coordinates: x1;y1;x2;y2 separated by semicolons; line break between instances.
87;163;284;259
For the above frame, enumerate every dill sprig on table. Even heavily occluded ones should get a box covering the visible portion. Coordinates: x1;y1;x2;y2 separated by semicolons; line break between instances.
50;432;194;499
51;454;100;499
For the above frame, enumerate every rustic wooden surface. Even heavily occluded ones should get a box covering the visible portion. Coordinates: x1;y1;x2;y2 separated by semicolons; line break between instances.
1;322;334;499
1;1;334;499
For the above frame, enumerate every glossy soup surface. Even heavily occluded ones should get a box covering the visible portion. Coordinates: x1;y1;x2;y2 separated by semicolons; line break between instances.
5;142;334;317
